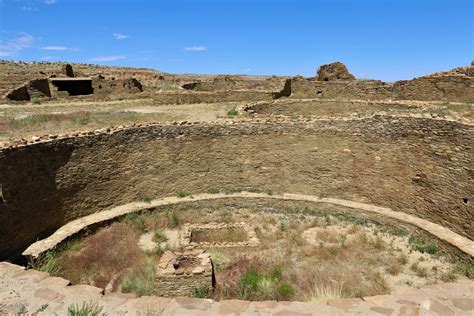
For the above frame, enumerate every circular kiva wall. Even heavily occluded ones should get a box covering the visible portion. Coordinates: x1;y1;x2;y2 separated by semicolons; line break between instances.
0;116;472;259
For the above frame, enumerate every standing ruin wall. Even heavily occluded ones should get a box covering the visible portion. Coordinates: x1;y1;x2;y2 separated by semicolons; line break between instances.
0;118;472;259
289;76;474;103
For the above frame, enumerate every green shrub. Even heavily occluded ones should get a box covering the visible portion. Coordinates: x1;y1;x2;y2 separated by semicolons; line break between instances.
30;250;60;275
171;211;180;227
123;213;146;231
190;285;210;298
224;188;242;195
238;268;261;299
227;107;238;116
10;114;49;128
141;196;152;203
237;266;293;300
121;258;156;296
456;262;474;279
409;236;437;254
176;191;190;198
278;283;294;298
155;242;162;255
207;188;220;194
153;228;167;243
424;243;437;254
324;215;332;226
31;97;41;105
67;301;102;316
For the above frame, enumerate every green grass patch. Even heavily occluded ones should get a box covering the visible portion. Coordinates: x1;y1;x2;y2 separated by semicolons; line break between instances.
227;107;238;116
10;114;50;128
190;285;211;298
121;257;156;296
153;228;167;242
237;265;293;300
31;97;41;105
67;301;103;316
122;213;146;231
29;250;60;275
176;191;190;198
408;236;437;254
140;196;152;203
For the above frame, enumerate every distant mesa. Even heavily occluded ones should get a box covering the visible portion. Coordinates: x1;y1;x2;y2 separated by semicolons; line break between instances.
316;61;355;81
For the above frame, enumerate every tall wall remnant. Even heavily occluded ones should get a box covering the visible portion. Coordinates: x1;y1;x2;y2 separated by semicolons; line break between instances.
290;63;474;103
62;64;74;77
316;62;355;81
5;79;51;101
272;78;292;99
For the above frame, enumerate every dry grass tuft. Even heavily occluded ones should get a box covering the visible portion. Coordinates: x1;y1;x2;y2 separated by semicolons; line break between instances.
57;222;143;288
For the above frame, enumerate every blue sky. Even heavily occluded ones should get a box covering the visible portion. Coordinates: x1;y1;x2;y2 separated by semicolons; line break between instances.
0;0;472;81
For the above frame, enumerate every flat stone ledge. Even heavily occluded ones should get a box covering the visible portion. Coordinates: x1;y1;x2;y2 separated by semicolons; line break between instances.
0;260;473;315
22;192;474;259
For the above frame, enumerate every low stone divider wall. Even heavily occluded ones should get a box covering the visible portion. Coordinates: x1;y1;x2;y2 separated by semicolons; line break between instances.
22;192;474;259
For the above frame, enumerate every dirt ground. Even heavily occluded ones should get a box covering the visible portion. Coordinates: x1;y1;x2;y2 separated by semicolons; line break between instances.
1;97;472;143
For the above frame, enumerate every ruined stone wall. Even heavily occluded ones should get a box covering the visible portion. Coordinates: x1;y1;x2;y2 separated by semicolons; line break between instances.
150;90;272;104
156;274;212;297
393;76;474;103
290;79;392;100
0;118;472;259
290;77;474;103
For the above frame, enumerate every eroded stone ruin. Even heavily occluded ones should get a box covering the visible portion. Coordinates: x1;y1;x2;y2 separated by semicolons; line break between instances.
316;61;356;81
0;60;472;315
4;64;143;101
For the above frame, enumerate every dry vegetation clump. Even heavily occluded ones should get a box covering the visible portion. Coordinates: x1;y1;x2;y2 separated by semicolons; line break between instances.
55;222;143;289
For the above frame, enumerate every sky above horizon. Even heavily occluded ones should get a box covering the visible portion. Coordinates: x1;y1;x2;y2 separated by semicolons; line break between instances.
0;0;472;81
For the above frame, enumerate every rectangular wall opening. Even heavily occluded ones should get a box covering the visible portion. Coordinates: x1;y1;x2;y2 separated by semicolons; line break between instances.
50;78;94;96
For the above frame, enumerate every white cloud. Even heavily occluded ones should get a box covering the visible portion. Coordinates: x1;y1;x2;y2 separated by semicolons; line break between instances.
0;33;34;56
0;51;16;57
184;46;207;52
43;0;57;4
89;55;126;62
40;46;78;51
113;33;129;40
40;56;55;60
21;5;37;11
40;46;67;50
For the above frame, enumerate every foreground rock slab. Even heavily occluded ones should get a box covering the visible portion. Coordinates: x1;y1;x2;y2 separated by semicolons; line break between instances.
0;262;473;315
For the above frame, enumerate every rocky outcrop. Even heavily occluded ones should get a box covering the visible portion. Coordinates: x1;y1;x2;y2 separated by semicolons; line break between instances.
317;62;355;81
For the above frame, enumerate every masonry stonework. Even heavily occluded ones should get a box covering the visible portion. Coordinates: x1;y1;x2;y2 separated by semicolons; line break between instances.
0;117;472;259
